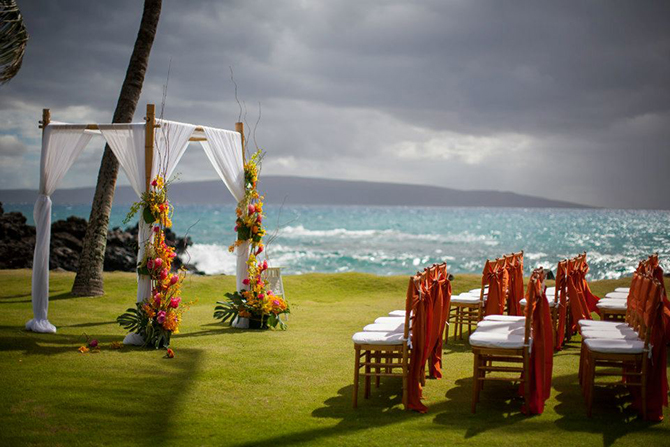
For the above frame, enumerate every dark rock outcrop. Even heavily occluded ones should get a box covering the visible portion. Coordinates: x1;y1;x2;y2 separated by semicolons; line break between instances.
0;202;200;273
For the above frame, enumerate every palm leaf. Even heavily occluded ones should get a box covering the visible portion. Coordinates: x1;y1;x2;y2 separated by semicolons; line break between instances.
0;0;29;84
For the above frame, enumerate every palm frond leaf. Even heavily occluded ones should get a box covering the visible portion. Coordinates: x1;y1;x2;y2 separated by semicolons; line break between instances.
0;0;29;84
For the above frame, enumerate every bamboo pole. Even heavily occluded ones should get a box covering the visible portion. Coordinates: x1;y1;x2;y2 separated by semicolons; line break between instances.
145;104;155;191
235;122;245;162
40;109;50;130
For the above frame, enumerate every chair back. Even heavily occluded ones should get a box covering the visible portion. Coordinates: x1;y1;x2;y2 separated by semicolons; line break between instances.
262;267;286;300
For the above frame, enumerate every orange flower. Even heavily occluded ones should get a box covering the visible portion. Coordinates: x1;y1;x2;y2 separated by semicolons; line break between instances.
166;348;175;359
78;346;89;354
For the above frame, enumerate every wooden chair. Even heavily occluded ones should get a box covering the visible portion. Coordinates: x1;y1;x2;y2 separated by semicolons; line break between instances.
352;274;416;409
581;276;662;418
470;268;545;412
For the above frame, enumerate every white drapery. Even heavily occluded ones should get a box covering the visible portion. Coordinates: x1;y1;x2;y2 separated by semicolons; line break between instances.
28;118;245;335
198;125;250;328
27;124;94;333
100;120;196;344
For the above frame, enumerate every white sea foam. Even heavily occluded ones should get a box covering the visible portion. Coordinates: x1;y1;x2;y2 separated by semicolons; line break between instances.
188;244;237;275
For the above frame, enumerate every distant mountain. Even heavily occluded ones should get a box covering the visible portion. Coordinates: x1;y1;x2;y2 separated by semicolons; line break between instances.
0;175;590;208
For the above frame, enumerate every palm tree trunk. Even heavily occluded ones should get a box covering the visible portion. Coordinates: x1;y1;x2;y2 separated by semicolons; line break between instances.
72;0;162;296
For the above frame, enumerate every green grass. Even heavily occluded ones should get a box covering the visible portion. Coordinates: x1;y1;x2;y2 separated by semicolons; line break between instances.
0;269;668;447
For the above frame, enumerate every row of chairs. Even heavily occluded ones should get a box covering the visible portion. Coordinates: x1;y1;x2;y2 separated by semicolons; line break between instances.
351;263;451;412
579;267;667;420
469;268;554;413
447;251;525;341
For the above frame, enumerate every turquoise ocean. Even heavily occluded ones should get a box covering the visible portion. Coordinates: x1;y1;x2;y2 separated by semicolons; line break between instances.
4;203;670;280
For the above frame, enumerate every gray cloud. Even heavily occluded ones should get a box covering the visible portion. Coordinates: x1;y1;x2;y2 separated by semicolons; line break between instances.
0;0;668;208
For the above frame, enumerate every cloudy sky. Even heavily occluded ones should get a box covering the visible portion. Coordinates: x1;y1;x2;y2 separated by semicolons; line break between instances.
1;1;669;208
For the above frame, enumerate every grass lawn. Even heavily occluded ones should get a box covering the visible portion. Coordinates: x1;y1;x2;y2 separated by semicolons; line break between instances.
0;269;668;447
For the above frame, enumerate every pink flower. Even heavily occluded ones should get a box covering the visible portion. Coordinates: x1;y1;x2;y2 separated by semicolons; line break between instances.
258;280;264;288
154;258;163;268
169;252;176;259
262;260;268;271
234;225;238;232
153;293;161;306
160;269;169;280
157;311;166;324
258;293;264;300
257;215;263;223
169;297;181;308
273;300;280;306
152;226;160;233
248;204;256;214
267;290;273;296
242;278;250;286
147;259;155;270
256;246;264;255
170;274;179;285
88;339;98;348
151;179;158;187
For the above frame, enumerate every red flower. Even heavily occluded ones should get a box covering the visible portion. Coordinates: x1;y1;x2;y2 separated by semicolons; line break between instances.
166;348;174;359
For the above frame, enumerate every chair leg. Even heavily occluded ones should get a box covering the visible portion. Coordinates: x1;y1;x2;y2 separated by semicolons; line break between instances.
586;354;595;417
472;352;480;413
523;352;531;413
641;358;648;420
364;351;371;399
353;347;360;408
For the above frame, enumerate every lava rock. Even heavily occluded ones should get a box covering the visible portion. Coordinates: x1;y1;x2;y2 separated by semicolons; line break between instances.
0;206;201;274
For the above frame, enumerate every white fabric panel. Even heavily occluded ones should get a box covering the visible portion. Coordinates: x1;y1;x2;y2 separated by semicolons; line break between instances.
198;125;246;327
98;124;147;196
28;124;93;333
154;119;196;180
198;126;245;201
98;124;152;309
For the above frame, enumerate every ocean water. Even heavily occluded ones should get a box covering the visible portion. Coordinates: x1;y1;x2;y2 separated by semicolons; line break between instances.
4;203;670;280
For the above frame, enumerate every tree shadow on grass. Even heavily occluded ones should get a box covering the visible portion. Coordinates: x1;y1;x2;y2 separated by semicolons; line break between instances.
3;346;203;447
433;376;529;438
175;323;275;339
552;372;660;447
232;379;448;447
0;325;130;356
0;290;92;305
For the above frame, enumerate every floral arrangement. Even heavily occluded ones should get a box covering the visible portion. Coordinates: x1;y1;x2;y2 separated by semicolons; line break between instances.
124;176;173;227
215;149;290;329
117;175;190;349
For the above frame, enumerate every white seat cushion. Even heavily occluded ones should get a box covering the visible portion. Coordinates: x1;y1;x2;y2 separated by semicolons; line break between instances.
545;286;556;294
476;320;525;335
469;287;489;295
364;322;404;333
605;291;628;299
584;338;644;354
451;294;481;304
388;310;406;317
352;331;406;345
581;328;638;340
483;315;525;322
374;316;405;325
596;300;626;310
615;287;630;293
578;320;629;329
470;330;530;349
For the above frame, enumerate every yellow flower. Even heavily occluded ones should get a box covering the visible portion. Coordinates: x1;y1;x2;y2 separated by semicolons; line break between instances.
78;346;89;354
